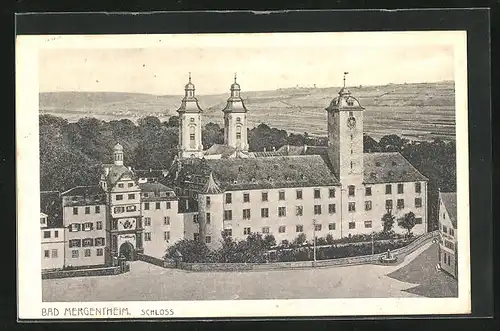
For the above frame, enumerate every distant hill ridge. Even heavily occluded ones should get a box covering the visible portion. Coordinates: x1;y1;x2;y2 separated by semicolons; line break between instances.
39;81;455;141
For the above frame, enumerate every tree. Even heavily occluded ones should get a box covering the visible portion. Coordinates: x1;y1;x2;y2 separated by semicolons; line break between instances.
363;134;380;153
293;233;307;246
202;122;224;149
398;211;417;238
325;233;335;245
166;115;179;128
381;212;395;234
378;134;409;152
165;239;209;263
263;234;276;249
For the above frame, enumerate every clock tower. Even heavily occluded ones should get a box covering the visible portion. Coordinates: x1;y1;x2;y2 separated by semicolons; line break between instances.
325;72;365;184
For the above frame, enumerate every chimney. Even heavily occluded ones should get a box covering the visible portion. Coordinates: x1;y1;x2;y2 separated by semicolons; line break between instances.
304;145;308;153
272;146;276;152
105;167;110;176
264;147;266;152
287;144;290;153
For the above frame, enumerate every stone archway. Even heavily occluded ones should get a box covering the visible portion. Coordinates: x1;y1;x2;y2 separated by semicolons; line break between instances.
119;241;135;261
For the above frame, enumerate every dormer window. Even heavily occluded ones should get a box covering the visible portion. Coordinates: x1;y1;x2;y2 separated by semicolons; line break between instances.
392;161;397;166
375;161;381;167
347;100;354;106
370;172;377;179
251;178;257;183
273;164;279;170
238;166;243;172
388;170;395;177
267;176;273;181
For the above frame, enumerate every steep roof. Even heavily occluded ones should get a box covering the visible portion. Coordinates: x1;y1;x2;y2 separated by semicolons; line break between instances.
252;150;287;157
139;182;174;194
201;172;223;194
363;152;428;184
104;164;135;186
440;192;457;228
204;144;237;158
61;185;104;197
166;155;340;192
40;191;63;228
221;97;248;113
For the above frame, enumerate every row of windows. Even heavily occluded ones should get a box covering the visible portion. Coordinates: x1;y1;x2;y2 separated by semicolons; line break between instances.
72;206;101;215
223;217;423;236
144;202;171;210
117;182;135;189
444;240;455;250
69;221;103;232
71;248;104;258
43;249;59;258
221;198;422;221
223;188;337;204
43;230;60;239
144;216;171;226
193;233;212;243
115;193;137;201
113;205;137;214
68;237;106;248
441;224;455;237
440;251;453;267
220;183;422;205
143;231;172;242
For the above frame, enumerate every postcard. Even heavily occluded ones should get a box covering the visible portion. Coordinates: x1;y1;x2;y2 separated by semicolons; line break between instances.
16;30;470;319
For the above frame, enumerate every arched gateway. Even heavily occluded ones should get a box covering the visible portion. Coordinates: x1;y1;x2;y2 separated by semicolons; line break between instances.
119;241;135;261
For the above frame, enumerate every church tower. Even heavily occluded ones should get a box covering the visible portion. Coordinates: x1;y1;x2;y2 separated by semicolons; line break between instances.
325;72;365;184
222;73;249;152
176;73;204;158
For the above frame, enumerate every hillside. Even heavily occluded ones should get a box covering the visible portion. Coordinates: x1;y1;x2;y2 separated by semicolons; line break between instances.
39;81;455;141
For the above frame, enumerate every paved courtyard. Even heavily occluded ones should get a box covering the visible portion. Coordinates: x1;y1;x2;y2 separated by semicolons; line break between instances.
43;242;456;301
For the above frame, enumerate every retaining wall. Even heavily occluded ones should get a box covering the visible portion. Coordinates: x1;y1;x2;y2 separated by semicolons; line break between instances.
140;231;439;272
42;264;130;279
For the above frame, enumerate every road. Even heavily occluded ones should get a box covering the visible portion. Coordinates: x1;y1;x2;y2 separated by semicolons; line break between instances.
42;242;453;302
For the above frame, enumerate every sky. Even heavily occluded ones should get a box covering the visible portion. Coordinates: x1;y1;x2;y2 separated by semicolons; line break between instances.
38;32;455;95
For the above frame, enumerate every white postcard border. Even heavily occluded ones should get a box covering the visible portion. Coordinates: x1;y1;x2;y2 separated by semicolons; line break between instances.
16;31;470;319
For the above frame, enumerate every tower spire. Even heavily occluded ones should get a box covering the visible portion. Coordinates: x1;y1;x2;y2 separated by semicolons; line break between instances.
234;72;237;84
188;72;191;83
343;71;349;88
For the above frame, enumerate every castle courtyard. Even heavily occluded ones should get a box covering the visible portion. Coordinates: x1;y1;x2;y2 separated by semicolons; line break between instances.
42;242;457;302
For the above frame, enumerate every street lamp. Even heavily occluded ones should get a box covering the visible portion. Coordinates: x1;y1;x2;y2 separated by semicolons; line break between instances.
312;218;317;264
371;231;375;255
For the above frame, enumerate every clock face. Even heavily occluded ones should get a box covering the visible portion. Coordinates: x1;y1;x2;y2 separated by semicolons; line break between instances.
347;116;356;130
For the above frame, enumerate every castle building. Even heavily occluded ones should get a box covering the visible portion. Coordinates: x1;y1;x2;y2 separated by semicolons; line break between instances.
40;73;430;267
164;73;429;249
140;182;184;258
60;185;108;268
438;191;457;278
40;212;65;270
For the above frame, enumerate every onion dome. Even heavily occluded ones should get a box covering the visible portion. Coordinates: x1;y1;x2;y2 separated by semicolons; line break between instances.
114;142;123;151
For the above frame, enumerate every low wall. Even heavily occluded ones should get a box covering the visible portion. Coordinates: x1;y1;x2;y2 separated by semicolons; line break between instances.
177;230;439;272
42;264;130;279
136;253;176;268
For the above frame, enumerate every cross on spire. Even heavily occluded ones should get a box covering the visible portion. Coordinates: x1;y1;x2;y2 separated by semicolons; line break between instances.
188;72;191;83
343;71;349;88
234;72;237;83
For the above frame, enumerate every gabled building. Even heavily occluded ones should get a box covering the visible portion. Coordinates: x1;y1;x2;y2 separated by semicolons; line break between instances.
60;185;108;268
100;143;143;260
438;191;457;278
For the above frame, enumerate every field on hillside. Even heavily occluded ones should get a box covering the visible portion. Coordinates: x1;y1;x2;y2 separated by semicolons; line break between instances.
39;81;456;141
